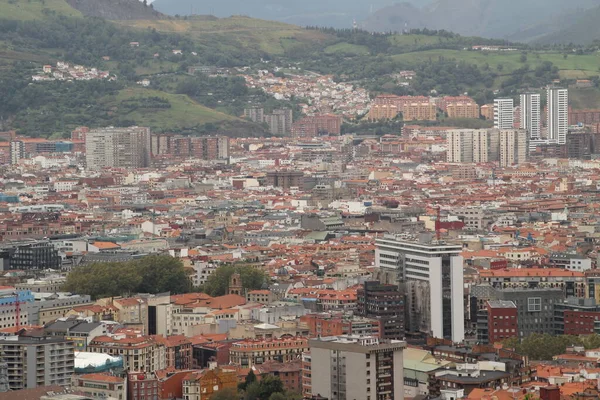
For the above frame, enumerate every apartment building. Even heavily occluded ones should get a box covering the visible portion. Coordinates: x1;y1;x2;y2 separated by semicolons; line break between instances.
229;337;309;368
520;93;541;140
88;334;166;372
74;373;126;400
499;129;528;167
547;87;569;144
356;281;404;340
182;369;237;400
494;98;514;130
308;335;406;400
85;126;151;170
0;335;74;391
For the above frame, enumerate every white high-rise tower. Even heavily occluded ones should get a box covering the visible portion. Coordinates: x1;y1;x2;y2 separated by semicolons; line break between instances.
520;93;541;140
494;98;514;130
547;87;568;145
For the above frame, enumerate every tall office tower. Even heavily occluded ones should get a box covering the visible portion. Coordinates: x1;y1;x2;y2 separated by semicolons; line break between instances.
494;98;514;130
375;235;465;342
499;129;528;167
357;281;405;340
309;335;406;400
520;93;541;140
85;126;151;170
9;140;24;165
547;87;569;144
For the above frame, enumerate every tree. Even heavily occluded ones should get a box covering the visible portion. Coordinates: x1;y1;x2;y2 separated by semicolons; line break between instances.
520;53;528;63
63;255;191;299
202;264;267;296
210;387;238;400
268;393;286;400
239;370;257;392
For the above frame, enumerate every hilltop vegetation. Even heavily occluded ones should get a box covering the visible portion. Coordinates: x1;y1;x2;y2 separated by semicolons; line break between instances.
0;0;600;138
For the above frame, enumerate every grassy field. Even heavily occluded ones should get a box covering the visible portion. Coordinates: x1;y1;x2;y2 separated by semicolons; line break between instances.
105;88;238;130
392;49;600;78
0;0;81;19
324;42;370;56
118;16;332;55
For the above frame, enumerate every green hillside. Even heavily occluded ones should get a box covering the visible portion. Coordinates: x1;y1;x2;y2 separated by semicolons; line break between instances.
106;88;238;130
0;0;81;19
392;49;600;81
118;16;333;55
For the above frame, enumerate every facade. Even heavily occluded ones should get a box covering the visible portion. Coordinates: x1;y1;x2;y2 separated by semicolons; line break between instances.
291;115;343;138
446;102;480;119
375;235;464;342
229;337;309;368
499;129;528;167
477;300;517;344
88;334;166;372
547;87;569;144
266;170;304;189
244;107;265;123
85;126;151;170
308;335;406;400
127;371;159;400
520;93;541;140
182;368;237;400
356;281;404;339
1;241;61;271
446;129;490;163
74;373;126;400
0;335;74;391
9;140;24;165
264;108;293;135
494;98;514;130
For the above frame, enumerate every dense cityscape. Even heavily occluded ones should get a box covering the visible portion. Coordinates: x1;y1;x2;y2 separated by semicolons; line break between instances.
4;1;600;400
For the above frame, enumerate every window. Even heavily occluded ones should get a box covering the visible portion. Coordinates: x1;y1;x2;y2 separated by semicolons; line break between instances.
528;297;542;312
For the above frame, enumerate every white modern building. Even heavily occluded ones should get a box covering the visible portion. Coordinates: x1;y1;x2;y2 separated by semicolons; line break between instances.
375;235;464;342
493;98;514;130
547;87;568;144
520;93;541;140
309;335;406;400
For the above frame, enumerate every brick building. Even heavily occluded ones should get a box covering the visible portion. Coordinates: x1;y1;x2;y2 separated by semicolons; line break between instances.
291;115;342;138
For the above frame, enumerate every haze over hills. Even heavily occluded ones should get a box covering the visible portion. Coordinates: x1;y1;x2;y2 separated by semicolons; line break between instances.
150;0;434;28
362;0;598;41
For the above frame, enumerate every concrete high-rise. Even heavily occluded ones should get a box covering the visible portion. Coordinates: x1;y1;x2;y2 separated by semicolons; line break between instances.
308;335;406;400
499;129;528;167
494;98;514;130
446;129;490;163
547;87;569;144
0;335;74;391
520;93;541;140
85;126;151;170
375;235;465;342
9;140;24;165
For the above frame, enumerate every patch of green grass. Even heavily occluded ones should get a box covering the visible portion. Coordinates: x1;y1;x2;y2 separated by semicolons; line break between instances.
324;42;370;56
392;50;600;78
0;0;81;19
106;87;237;130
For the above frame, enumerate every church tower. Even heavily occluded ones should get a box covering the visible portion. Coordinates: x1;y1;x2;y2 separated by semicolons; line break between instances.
228;273;242;296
